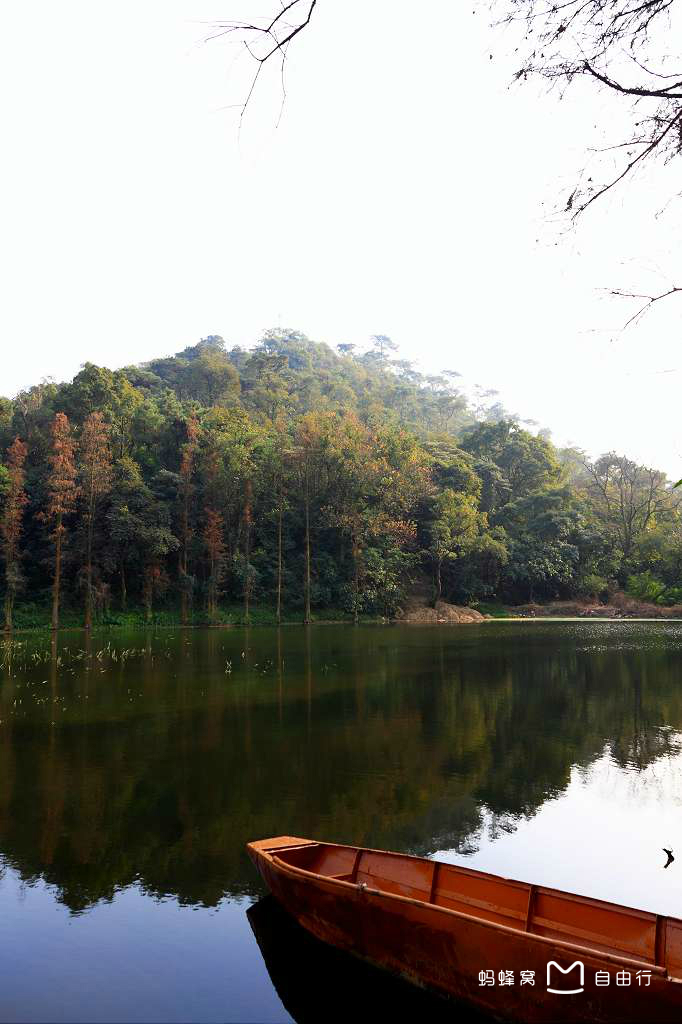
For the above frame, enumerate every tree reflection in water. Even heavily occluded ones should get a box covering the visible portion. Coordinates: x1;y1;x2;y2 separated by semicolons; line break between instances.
1;621;682;914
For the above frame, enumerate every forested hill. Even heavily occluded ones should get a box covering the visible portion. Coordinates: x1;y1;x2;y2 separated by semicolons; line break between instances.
0;330;680;629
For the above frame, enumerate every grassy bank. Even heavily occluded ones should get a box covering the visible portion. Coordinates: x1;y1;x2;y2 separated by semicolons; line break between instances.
4;601;377;632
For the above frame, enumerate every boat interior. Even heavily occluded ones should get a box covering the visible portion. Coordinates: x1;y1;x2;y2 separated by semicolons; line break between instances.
263;839;682;975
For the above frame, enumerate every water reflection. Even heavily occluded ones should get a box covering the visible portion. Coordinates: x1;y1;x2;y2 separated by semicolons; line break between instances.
247;896;470;1023
2;622;682;1018
1;623;682;912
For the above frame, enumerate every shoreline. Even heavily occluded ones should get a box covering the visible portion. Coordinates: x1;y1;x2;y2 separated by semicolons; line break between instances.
4;615;682;637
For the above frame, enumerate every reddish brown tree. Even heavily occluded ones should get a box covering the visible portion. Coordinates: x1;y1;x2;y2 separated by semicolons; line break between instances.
1;437;28;631
143;564;168;623
45;414;79;631
80;412;113;629
204;507;226;621
179;416;200;625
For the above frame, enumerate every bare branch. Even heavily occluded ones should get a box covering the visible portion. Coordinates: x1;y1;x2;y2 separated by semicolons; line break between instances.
583;60;682;99
207;0;317;122
573;108;682;215
609;285;682;326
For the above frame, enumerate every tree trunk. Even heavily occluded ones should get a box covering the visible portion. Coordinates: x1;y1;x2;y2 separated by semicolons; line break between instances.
84;512;94;629
143;569;153;623
276;475;283;625
434;557;442;606
208;554;216;620
180;485;190;626
352;526;359;625
51;519;62;631
4;590;13;632
304;465;311;625
179;552;188;625
244;478;253;624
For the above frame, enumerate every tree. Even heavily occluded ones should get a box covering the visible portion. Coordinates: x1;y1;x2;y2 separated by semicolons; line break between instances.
1;329;681;623
204;507;226;621
178;416;200;625
226;1;679;220
80;412;113;628
582;453;680;579
107;456;178;615
292;413;328;624
219;1;681;321
370;335;399;360
498;488;582;601
207;0;319;119
45;414;79;630
1;438;28;630
500;0;681;220
428;489;481;604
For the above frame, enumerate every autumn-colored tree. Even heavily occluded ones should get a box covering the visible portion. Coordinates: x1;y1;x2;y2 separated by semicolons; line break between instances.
80;412;113;628
178;416;200;625
1;437;28;630
204;507;225;621
45;413;79;630
143;564;169;623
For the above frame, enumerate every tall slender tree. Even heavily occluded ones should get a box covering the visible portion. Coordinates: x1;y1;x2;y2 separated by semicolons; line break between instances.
1;437;28;631
45;414;79;631
204;507;225;621
80;412;112;629
178;416;200;625
243;477;253;624
276;466;285;625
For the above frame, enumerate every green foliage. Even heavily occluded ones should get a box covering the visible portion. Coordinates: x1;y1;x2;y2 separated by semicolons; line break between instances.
580;573;609;600
626;572;682;607
1;328;680;624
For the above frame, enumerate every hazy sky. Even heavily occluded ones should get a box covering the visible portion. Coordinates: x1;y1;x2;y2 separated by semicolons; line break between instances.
1;1;680;475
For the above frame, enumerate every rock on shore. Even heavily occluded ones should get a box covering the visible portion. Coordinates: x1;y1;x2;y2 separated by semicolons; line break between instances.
397;600;487;624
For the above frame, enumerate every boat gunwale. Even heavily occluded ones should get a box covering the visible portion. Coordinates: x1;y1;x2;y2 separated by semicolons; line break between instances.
254;842;669;976
256;836;662;923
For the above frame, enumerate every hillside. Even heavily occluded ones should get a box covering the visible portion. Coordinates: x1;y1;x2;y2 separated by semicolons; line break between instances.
0;330;680;628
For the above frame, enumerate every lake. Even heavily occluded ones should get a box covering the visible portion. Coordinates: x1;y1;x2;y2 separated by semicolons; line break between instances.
2;621;682;1022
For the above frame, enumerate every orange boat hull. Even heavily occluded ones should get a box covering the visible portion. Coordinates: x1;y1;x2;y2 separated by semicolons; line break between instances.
248;837;682;1023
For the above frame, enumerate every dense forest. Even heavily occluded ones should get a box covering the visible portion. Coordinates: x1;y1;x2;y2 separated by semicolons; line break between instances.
0;331;680;628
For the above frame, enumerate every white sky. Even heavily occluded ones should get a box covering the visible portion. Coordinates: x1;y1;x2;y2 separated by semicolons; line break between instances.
1;1;680;476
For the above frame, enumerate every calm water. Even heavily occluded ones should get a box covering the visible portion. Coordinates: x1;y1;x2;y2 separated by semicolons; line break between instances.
2;622;682;1022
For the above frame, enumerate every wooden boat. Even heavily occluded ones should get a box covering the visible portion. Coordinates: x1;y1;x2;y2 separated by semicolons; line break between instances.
247;896;458;1023
247;836;682;1023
